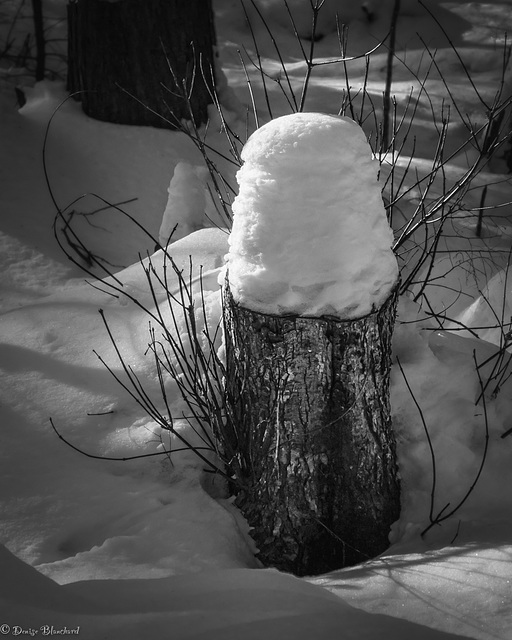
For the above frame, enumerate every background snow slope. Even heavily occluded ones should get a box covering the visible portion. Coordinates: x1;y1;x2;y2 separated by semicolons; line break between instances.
1;0;512;638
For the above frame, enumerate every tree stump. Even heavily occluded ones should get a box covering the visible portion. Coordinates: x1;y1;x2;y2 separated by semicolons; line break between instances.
223;280;400;576
220;112;401;576
67;0;216;128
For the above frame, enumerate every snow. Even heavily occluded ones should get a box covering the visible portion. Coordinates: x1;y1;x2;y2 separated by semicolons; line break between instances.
454;265;512;346
0;545;475;640
240;0;435;42
428;329;512;401
226;112;399;317
313;542;512;640
159;162;219;245
1;0;512;638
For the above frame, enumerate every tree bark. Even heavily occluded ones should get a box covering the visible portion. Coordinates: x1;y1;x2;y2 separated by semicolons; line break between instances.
223;279;401;576
31;0;46;81
67;0;216;128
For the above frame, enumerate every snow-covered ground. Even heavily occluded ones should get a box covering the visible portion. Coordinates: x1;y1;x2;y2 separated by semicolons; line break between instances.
1;1;512;638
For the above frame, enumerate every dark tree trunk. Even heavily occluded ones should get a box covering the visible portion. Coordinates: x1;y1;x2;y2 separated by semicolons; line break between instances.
488;112;512;174
31;0;46;81
223;280;401;576
67;0;216;128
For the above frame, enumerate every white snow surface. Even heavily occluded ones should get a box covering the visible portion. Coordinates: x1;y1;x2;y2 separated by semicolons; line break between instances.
159;162;218;245
227;113;399;317
0;544;477;640
1;0;512;638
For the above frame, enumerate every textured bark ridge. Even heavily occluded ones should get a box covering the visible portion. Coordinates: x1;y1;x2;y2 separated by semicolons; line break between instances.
223;280;400;576
67;0;216;128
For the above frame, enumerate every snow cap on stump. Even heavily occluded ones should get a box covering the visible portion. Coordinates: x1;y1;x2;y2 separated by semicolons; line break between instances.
226;112;399;318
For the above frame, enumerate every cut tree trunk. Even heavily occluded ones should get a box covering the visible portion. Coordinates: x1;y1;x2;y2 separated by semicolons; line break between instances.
223;279;401;576
67;0;216;128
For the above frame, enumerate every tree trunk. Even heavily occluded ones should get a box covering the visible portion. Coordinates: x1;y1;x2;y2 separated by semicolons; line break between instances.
223;279;401;576
67;0;216;128
31;0;46;81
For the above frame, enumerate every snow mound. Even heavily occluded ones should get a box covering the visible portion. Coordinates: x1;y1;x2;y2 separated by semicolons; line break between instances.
159;162;220;245
226;112;398;318
1;544;474;640
454;265;512;346
314;543;512;640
